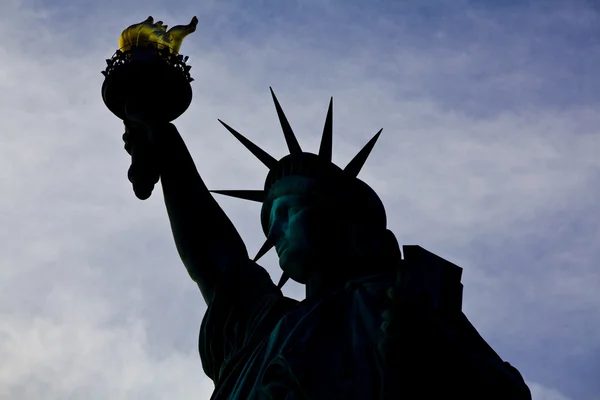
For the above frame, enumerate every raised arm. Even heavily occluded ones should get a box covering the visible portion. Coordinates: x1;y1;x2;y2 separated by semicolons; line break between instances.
124;119;249;304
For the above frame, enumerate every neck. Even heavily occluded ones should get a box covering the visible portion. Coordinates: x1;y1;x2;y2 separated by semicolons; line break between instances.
305;274;344;298
302;247;398;299
304;255;374;299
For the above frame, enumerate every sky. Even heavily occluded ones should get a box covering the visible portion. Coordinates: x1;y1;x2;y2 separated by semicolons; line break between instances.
0;0;598;399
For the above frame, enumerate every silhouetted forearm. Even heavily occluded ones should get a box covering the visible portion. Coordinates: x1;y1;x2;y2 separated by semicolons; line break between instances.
151;123;249;304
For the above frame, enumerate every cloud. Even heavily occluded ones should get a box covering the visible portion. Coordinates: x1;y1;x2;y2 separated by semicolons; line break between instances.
0;310;214;399
528;381;574;400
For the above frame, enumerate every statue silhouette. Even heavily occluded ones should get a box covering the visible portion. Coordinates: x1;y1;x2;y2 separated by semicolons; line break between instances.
122;89;532;399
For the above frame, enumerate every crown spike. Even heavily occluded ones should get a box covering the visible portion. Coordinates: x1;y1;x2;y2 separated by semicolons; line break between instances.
343;128;383;177
210;190;265;202
318;97;333;161
270;87;302;155
218;119;278;169
253;239;274;262
277;272;290;290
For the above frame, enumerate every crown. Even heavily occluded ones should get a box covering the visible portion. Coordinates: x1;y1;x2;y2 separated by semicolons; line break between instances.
212;88;386;288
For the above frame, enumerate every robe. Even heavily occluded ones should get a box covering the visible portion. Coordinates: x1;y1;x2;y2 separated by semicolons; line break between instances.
199;259;530;399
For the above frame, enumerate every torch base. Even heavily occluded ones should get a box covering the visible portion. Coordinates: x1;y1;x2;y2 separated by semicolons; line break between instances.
102;48;193;123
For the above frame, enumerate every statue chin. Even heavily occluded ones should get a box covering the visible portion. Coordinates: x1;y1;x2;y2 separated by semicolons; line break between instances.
278;249;314;284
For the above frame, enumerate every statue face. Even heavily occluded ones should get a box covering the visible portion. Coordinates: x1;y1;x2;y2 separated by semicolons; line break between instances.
268;193;342;284
266;176;387;286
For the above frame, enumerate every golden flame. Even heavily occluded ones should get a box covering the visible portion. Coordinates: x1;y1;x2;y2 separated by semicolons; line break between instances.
118;16;198;54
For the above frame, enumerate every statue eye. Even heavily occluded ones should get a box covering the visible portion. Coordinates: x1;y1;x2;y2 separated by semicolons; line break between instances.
273;205;287;221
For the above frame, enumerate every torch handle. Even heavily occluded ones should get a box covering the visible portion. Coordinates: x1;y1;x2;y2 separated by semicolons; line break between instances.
126;128;160;200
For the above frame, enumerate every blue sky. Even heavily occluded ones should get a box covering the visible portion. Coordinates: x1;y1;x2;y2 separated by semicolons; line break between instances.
0;0;598;399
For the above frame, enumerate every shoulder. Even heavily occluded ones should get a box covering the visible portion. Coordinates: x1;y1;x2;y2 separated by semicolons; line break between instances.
199;259;298;380
210;259;286;302
204;258;294;324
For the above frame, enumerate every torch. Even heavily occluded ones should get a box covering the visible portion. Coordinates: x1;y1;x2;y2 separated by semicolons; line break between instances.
101;16;198;199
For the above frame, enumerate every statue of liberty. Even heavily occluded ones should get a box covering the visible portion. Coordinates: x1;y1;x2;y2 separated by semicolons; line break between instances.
122;88;532;399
